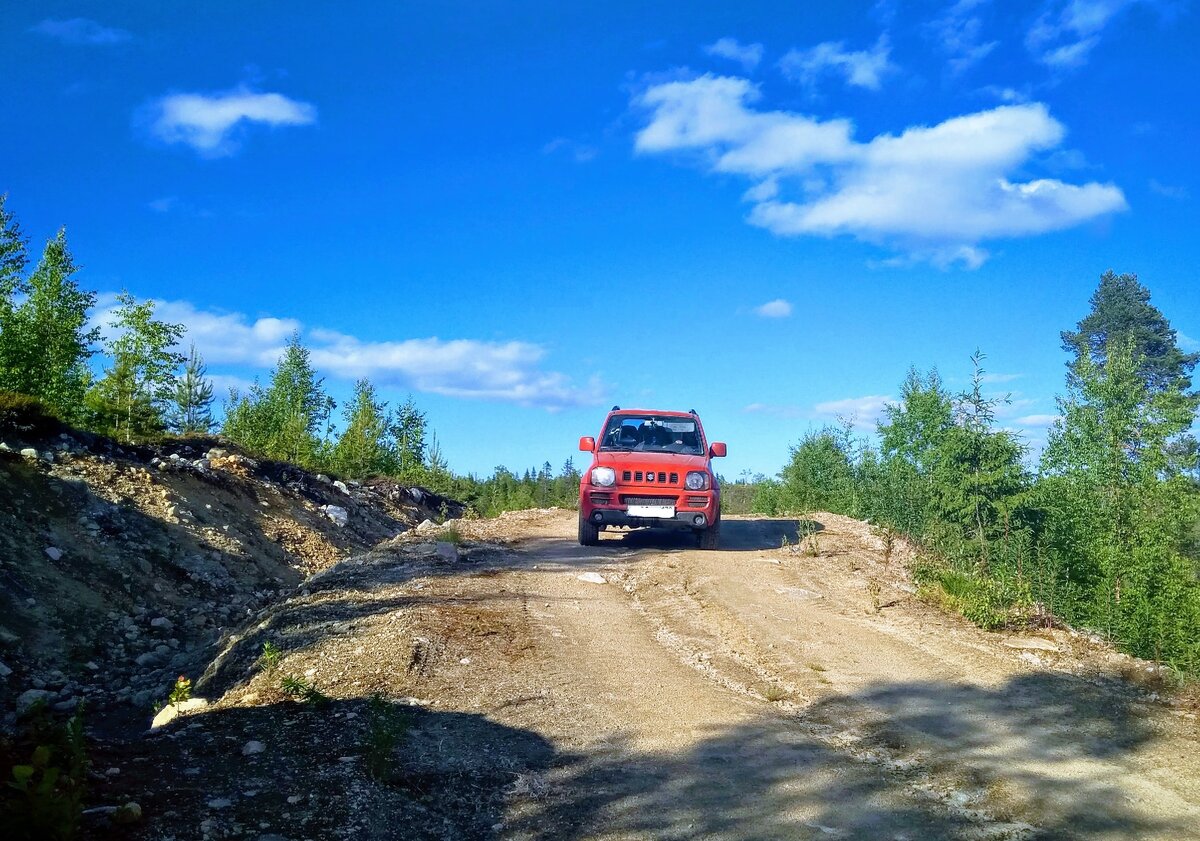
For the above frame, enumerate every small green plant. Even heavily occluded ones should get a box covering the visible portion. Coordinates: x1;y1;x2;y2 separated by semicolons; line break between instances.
280;674;329;706
762;685;790;702
1;703;87;840
363;694;411;781
436;523;463;545
437;501;450;523
796;520;821;557
167;675;191;705
258;641;283;673
867;579;882;614
874;523;898;563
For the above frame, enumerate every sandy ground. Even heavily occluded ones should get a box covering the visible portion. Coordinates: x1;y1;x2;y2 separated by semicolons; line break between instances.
91;510;1200;840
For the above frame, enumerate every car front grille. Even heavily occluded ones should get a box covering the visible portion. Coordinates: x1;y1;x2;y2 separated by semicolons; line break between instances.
621;471;679;484
686;495;709;507
589;492;612;505
620;495;676;506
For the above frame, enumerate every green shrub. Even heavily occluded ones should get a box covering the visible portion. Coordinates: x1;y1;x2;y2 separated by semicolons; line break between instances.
0;392;63;437
1;704;87;841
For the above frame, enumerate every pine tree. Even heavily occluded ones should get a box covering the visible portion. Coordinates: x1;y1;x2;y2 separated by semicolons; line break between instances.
332;379;393;478
389;395;427;481
88;292;185;442
0;230;98;419
1062;270;1200;396
169;344;215;435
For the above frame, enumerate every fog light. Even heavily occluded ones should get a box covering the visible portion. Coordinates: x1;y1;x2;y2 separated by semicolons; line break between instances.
593;512;604;523
693;514;706;526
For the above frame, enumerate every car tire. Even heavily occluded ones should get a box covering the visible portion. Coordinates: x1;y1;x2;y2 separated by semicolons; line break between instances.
697;518;720;550
578;514;600;546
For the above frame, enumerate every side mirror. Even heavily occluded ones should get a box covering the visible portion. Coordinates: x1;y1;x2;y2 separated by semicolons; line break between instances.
709;442;727;458
579;436;596;452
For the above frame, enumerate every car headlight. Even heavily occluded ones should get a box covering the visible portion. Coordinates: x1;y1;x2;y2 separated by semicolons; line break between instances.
685;471;709;490
591;467;616;487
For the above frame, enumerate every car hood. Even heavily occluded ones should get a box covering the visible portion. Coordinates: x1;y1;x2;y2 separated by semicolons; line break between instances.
593;451;710;472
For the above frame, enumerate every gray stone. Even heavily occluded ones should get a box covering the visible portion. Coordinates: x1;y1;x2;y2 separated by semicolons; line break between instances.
0;660;11;679
242;740;265;756
134;652;161;668
322;505;349;527
16;688;51;714
333;480;350;495
44;547;63;561
150;617;174;632
113;802;142;824
207;797;232;809
435;542;459;562
206;448;228;460
409;487;426;502
416;518;435;532
315;474;332;484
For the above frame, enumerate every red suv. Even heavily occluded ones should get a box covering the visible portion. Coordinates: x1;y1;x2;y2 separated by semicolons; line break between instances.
577;407;726;549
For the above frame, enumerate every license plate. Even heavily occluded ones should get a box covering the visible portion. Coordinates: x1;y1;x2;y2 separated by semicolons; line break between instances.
627;505;675;518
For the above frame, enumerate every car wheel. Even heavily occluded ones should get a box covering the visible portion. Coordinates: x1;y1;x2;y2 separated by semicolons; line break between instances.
578;514;600;546
698;519;720;550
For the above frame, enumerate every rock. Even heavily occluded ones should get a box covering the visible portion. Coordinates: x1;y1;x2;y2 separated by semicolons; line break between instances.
150;617;174;632
134;651;162;668
322;505;349;527
409;487;425;502
113;802;142;824
207;797;232;809
315;474;332;485
333;480;350;495
150;697;208;729
435;542;458;562
1003;637;1059;653
206;448;228;460
242;740;265;756
44;546;63;561
16;688;51;714
577;572;607;585
0;660;11;679
20;448;38;459
416;518;435;532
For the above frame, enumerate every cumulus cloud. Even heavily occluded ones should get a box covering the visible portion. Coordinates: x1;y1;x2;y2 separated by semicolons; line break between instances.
745;395;895;431
928;0;998;74
634;74;1127;265
1013;413;1061;427
145;86;317;156
704;37;764;71
91;296;602;410
1025;0;1148;69
779;35;894;91
754;299;792;318
30;18;130;45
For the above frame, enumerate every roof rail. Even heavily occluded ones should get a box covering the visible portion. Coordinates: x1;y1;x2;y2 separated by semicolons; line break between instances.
689;408;697;415
612;405;621;411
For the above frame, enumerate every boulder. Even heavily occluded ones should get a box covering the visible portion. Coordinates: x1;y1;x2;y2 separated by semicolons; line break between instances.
322;505;349;527
577;572;607;585
150;697;207;729
333;480;350;495
44;547;63;561
16;688;51;715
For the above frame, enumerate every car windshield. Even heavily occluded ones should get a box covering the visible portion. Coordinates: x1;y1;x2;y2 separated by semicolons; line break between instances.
599;415;704;455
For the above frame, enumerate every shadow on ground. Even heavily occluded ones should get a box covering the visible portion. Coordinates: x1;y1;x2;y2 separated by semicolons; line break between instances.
83;670;1171;840
509;671;1170;841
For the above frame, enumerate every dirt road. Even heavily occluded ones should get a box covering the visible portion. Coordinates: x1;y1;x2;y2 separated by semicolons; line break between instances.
99;510;1200;840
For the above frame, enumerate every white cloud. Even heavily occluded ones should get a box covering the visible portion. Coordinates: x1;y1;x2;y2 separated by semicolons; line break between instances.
148;197;177;213
91;296;603;410
779;35;894;91
754;299;792;318
1148;179;1189;200
542;137;598;163
704;37;765;71
1013;413;1061;427
145;86;317;156
634;75;1127;265
928;0;998;74
1025;0;1150;69
979;372;1023;383
1177;331;1200;353
745;395;895;431
30;18;130;45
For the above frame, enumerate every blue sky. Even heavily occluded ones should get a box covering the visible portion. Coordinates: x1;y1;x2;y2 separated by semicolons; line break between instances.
3;1;1197;479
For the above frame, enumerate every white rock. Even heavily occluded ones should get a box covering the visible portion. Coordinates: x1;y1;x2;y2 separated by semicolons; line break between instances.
577;572;607;585
323;505;349;527
1003;637;1059;653
44;547;63;561
242;740;266;756
333;480;350;495
416;518;435;531
20;448;38;459
150;697;208;729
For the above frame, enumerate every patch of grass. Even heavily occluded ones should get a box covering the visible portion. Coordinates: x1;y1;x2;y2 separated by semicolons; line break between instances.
436;524;463;545
806;662;826;672
258;641;283;673
762;685;790;702
364;694;411;781
914;559;1025;630
279;674;330;707
1;701;88;840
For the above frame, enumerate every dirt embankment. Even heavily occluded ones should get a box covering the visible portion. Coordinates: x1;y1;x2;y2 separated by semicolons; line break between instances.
0;426;459;725
73;508;1200;841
